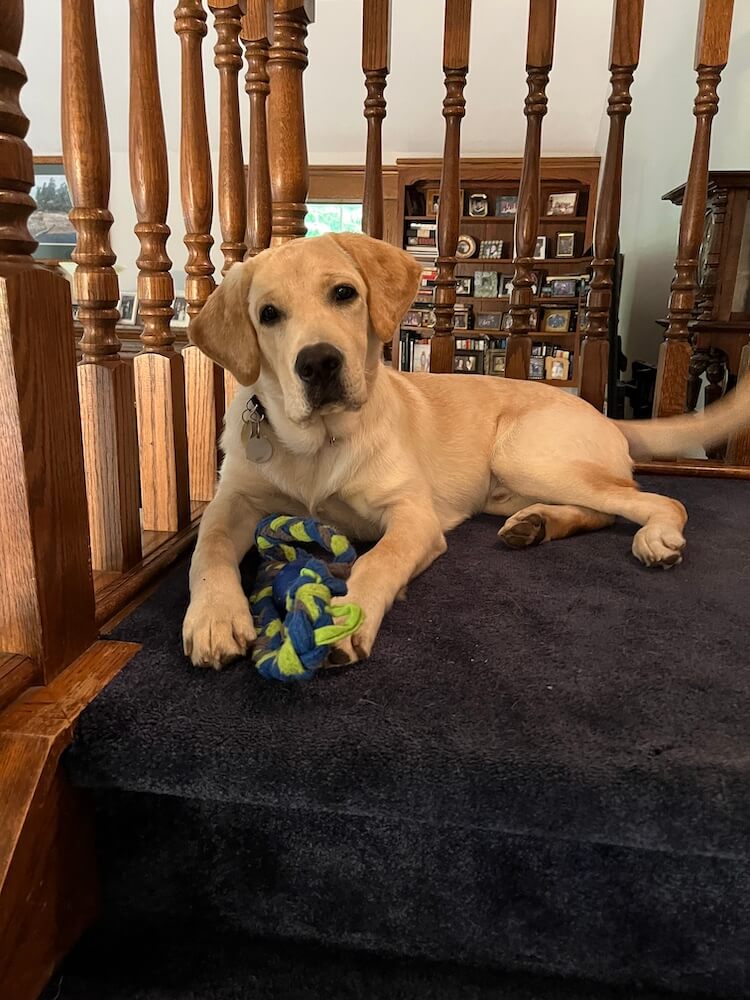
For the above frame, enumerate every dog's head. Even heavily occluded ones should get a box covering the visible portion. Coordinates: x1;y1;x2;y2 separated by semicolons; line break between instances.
189;233;421;424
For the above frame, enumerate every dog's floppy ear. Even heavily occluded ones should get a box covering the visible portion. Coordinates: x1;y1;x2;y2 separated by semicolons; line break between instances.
328;233;422;343
188;259;260;386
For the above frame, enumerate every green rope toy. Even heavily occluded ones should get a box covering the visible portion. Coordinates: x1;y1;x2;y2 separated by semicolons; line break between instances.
249;515;364;682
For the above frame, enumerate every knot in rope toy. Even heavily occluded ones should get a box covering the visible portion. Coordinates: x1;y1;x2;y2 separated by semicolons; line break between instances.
249;515;364;682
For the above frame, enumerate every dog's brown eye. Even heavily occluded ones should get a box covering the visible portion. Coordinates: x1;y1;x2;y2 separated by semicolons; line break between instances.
333;284;357;303
259;304;280;325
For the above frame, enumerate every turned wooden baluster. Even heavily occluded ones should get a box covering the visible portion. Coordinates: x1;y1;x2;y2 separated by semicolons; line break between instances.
653;0;734;418
211;0;247;274
130;0;191;533
0;1;96;680
267;1;315;243
362;0;391;240
430;0;472;375
243;0;273;258
505;0;556;381
62;0;142;571
580;0;643;412
175;0;221;503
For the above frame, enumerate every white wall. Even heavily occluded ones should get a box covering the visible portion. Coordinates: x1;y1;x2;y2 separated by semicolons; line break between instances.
18;0;750;364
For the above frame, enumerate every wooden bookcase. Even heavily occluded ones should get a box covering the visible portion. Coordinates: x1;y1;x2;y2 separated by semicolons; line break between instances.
395;157;600;386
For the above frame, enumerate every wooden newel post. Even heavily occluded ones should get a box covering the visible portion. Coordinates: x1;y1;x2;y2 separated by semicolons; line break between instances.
653;0;734;418
175;0;222;503
361;0;391;240
267;0;315;244
580;0;643;412
0;2;96;681
430;0;471;375
62;0;142;571
130;0;191;533
506;0;556;381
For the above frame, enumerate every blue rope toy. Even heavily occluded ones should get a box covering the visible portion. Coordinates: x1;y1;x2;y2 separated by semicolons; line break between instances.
249;515;364;682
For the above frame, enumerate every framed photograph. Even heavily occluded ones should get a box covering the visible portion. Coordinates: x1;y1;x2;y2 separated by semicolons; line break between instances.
403;309;422;328
453;309;471;331
488;349;506;376
528;307;539;330
425;188;440;216
479;239;504;260
556;232;576;258
71;302;80;323
30;157;76;262
542;308;572;333
476;312;503;331
501;311;514;331
424;308;437;328
545;191;579;217
412;341;432;372
528;356;546;379
455;276;473;296
118;292;139;326
468;193;489;217
453;351;482;373
497;273;512;297
533;236;547;260
456;234;477;259
172;294;190;329
474;271;499;297
545;355;570;380
495;195;518;217
549;276;578;297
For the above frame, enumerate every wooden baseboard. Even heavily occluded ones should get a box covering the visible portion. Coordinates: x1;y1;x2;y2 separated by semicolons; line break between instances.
0;640;140;1000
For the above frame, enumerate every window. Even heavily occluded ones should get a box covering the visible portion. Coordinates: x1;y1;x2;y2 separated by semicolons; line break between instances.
305;202;362;237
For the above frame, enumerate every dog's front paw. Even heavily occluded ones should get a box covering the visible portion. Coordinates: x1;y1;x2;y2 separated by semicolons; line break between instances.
183;592;256;669
326;594;378;667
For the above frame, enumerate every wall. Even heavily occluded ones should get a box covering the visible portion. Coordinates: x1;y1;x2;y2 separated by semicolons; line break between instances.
18;1;750;364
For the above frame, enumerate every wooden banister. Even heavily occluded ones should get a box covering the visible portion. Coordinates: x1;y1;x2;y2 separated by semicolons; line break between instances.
175;0;222;503
653;0;734;418
267;0;315;243
361;0;391;240
130;0;191;533
242;0;273;258
62;0;142;571
211;0;247;274
0;1;96;681
505;0;556;381
580;0;644;412
430;0;471;375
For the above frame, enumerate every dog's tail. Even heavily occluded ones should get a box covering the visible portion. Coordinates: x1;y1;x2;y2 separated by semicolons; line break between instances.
615;377;750;460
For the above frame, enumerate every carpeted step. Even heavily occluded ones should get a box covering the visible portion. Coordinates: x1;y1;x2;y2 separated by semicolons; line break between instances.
65;477;750;997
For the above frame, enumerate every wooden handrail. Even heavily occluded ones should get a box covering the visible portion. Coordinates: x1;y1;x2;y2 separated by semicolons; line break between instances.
361;0;391;240
506;0;556;381
62;0;142;571
653;0;734;417
130;0;191;533
580;0;644;412
430;0;471;375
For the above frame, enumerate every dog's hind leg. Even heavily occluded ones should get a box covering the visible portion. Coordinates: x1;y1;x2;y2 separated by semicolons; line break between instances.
499;504;614;548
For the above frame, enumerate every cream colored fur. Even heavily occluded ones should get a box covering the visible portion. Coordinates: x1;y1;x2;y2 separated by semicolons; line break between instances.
183;233;750;669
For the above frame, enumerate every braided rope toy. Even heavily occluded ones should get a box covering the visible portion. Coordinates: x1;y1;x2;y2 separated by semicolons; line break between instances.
249;515;364;682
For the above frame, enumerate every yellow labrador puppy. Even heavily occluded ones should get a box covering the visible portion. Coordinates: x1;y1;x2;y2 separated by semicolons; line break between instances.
183;233;749;669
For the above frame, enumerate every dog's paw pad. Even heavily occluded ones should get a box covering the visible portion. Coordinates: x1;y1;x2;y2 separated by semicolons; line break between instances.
498;512;546;549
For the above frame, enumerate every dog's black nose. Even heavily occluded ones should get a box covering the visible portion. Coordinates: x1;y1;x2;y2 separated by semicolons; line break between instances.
295;344;343;386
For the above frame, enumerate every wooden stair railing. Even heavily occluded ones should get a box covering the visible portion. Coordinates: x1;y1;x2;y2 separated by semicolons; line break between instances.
175;0;221;503
579;0;644;413
654;0;734;418
0;1;96;685
130;0;191;533
62;0;142;571
361;0;391;241
243;0;274;261
430;0;471;375
506;0;556;382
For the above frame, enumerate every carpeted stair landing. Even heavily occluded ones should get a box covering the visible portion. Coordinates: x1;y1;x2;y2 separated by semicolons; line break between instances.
61;476;750;998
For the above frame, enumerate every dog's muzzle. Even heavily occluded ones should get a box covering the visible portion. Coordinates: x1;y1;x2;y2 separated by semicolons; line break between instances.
295;343;345;407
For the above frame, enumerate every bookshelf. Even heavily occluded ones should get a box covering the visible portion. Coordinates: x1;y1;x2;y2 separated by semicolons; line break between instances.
395;157;601;386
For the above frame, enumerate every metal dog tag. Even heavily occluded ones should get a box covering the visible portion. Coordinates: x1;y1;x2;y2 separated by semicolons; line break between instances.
245;432;273;464
241;399;273;464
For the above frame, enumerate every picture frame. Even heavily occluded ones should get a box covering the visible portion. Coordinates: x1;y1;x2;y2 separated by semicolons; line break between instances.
456;234;477;259
425;188;440;216
495;195;518;217
403;309;423;329
475;312;503;331
541;308;572;333
468;193;489;217
501;311;514;332
528;307;539;330
412;342;432;372
118;292;139;326
548;276;578;298
453;351;482;374
479;239;504;260
453;309;471;331
30;157;76;262
556;232;576;258
487;349;506;376
528;356;546;380
71;302;80;323
533;236;547;260
497;273;512;297
172;294;190;329
545;191;579;217
545;355;570;381
473;271;499;297
455;276;473;296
